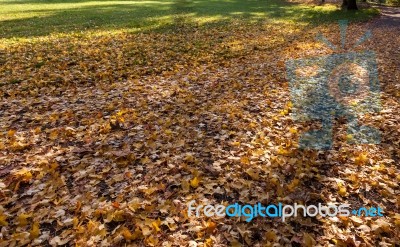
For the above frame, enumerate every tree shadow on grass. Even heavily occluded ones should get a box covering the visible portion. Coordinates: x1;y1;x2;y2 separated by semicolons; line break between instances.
0;0;378;39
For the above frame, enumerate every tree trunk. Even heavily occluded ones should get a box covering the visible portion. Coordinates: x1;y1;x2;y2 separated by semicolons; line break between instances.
347;0;358;10
342;0;348;7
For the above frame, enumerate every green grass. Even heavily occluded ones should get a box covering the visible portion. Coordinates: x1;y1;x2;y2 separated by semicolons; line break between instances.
0;0;379;39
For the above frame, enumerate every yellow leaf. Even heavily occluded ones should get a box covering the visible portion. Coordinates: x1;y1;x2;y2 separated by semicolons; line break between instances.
231;141;241;147
338;186;347;196
128;198;141;212
205;238;213;247
277;147;289;155
121;227;133;240
113;210;125;222
303;233;316;247
121;226;142;241
231;239;242;247
140;225;152;236
30;222;40;239
393;214;400;227
152;218;162;232
185;153;195;163
8;129;16;137
288;178;300;191
132;228;143;240
11;141;29;151
73;217;79;227
0;213;8;226
205;220;217;233
190;177;200;188
346;134;353;142
355;153;368;166
181;179;190;192
87;220;97;232
279;109;288;116
145;235;159;246
265;230;276;241
100;122;111;134
141;156;151;165
18;213;31;227
245;168;259;180
270;177;279;186
252;149;264;156
331;239;346;246
240;156;250;165
14;168;33;182
249;122;257;128
49;130;59;140
76;226;85;234
371;218;391;233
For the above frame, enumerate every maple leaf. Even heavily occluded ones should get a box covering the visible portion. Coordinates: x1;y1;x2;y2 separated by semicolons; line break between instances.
354;153;368;166
17;213;31;227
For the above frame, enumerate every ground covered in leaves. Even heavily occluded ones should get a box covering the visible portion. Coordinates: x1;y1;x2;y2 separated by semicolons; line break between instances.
0;6;400;247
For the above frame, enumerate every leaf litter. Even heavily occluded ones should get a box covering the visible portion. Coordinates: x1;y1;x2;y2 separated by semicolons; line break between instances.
0;20;399;246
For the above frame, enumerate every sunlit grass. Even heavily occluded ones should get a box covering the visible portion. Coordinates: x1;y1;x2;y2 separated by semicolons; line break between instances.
0;0;379;40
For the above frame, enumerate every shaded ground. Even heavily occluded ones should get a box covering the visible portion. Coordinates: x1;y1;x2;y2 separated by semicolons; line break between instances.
370;5;400;27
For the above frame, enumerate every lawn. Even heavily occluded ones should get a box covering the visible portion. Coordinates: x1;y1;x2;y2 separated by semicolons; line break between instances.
0;0;379;38
1;0;399;246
